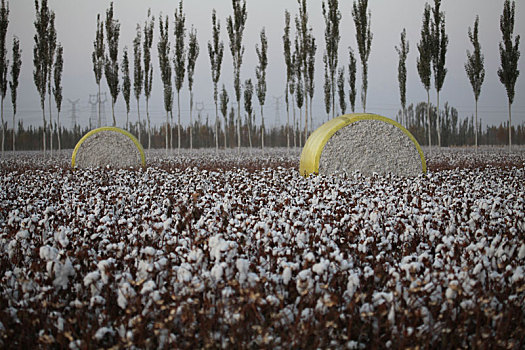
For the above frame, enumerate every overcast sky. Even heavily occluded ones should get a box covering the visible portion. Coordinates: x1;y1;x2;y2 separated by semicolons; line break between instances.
5;0;525;130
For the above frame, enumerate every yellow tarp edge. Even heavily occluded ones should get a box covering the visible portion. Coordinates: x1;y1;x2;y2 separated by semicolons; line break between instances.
299;113;427;177
71;127;146;169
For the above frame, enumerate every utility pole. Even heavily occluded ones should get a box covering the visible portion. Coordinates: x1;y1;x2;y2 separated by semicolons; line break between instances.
88;94;98;129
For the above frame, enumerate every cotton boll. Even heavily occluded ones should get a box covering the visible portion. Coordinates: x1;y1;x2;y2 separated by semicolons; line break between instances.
39;245;58;262
53;257;75;290
282;267;292;285
236;258;250;284
211;264;224;282
518;244;525;260
346;273;360;299
140;280;157;295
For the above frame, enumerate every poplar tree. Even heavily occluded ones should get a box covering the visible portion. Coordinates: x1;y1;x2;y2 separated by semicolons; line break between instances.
255;27;268;150
322;0;341;119
352;0;372;113
323;55;331;121
244;78;253;151
92;13;104;128
295;0;310;144
209;9;224;152
348;47;357;113
0;0;8;156
187;25;199;150
294;43;304;147
227;0;247;152
417;4;433;149
431;0;448;147
47;12;56;155
10;36;21;152
282;10;292;150
289;52;297;148
53;44;62;152
33;0;52;156
173;1;186;153
104;2;120;127
306;30;316;136
158;15;172;154
498;0;520;151
220;84;229;148
121;47;131;130
395;28;409;126
143;9;154;149
337;67;346;115
465;16;485;151
133;24;144;143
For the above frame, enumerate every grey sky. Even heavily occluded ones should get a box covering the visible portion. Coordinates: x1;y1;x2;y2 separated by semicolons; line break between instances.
5;0;525;130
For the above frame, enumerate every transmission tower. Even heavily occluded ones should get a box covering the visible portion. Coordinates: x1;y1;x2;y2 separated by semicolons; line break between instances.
273;96;283;128
88;94;98;129
89;92;108;128
67;98;80;130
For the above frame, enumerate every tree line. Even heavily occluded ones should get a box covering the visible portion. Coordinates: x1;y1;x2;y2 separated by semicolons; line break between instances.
0;0;521;157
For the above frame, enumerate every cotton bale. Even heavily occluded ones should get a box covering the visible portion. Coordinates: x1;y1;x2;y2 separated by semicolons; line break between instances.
300;114;426;177
71;127;145;169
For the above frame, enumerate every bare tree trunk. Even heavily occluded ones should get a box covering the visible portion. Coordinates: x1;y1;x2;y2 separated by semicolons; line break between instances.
190;91;193;150
474;98;478;152
215;101;220;153
98;85;101;128
237;101;241;153
57;111;61;152
1;99;4;157
177;91;181;155
247;113;252;154
286;91;290;152
136;98;141;144
126;111;129;130
165;110;169;155
437;90;441;147
508;100;512;153
12;111;15;152
111;100;116;126
146;97;151;150
299;106;303;148
170;110;174;153
304;89;308;146
42;106;47;157
292;103;296;148
427;89;431;155
48;92;53;157
260;105;265;151
223;116;227;149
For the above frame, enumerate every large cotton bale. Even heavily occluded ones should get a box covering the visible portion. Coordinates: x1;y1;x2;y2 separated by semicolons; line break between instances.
300;114;426;177
72;127;146;169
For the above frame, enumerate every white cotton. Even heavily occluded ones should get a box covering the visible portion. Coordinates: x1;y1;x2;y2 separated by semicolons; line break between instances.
347;273;360;298
282;267;292;285
39;245;58;261
54;227;70;248
211;264;223;282
236;258;250;284
445;287;456;300
142;246;156;256
97;259;115;284
83;271;100;287
140;280;156;295
512;266;524;282
304;252;315;262
473;263;483;276
312;259;330;276
117;282;136;309
518;244;525;260
94;327;115;341
177;266;192;283
15;230;30;240
209;235;229;261
53;258;75;289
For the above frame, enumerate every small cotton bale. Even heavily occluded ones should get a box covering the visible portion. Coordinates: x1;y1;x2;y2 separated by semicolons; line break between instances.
72;127;145;169
300;114;426;177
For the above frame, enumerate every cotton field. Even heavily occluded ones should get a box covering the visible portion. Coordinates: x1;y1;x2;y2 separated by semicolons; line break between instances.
1;147;524;348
